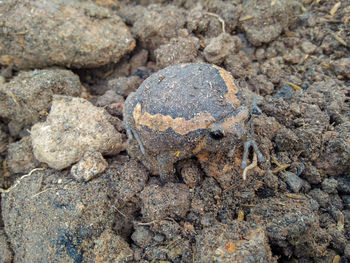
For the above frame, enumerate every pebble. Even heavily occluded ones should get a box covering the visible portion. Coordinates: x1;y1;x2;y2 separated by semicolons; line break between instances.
280;171;304;193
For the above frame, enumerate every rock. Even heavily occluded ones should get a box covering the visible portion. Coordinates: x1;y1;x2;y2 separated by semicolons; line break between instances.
248;196;330;258
204;33;241;64
1;168;132;262
139;183;190;220
322;178;338;194
71;151;108;182
31;96;124;170
6;136;40;174
195;221;277;263
0;230;12;263
131;226;154;248
280;171;304;193
93;229;133;262
240;0;301;46
0;0;135;69
155;36;200;68
0;69;82;136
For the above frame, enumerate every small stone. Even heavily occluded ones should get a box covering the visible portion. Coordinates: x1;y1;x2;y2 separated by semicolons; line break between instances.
31;96;124;170
204;33;241;64
94;229;133;262
321;178;338;194
131;226;154;248
301;40;317;54
71;151;108;182
280;171;304;193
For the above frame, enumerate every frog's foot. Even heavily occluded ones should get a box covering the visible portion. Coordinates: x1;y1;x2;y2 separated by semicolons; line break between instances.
126;126;145;155
241;139;265;170
157;153;177;184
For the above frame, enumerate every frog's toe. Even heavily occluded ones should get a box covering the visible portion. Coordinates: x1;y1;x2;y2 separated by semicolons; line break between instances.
241;139;264;170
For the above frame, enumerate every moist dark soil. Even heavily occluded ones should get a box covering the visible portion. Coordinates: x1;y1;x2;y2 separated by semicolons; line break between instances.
0;0;349;262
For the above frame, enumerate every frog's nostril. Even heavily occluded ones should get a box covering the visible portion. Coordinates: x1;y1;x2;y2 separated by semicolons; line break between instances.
209;130;224;140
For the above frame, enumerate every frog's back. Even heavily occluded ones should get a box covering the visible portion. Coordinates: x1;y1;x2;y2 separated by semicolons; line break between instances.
136;63;239;121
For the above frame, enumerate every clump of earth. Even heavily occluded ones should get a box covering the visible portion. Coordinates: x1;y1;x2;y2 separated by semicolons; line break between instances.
0;0;349;262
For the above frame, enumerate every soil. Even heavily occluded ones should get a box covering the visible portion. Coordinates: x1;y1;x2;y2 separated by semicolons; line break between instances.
0;0;349;262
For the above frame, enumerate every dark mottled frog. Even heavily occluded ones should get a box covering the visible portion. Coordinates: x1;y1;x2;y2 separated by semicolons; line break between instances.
123;63;263;182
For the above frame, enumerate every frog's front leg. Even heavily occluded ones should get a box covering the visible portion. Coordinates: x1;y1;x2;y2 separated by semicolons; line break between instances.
157;152;177;183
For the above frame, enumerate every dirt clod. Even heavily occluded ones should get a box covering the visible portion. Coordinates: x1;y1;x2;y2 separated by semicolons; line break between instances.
31;96;124;170
71;151;108;182
6;136;40;174
93;229;133;262
0;0;135;69
195;221;276;263
0;230;12;263
0;69;82;136
155;36;200;68
139;183;190;220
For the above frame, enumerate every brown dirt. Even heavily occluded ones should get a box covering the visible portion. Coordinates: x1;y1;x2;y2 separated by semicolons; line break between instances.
0;0;350;262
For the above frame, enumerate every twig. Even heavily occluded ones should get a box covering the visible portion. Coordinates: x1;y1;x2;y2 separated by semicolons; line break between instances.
242;152;257;180
206;12;225;34
0;168;45;194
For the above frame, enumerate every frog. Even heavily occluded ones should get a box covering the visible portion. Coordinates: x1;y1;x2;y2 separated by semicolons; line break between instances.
123;63;264;183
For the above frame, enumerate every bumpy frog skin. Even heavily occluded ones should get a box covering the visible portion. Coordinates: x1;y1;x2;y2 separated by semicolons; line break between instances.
123;63;263;182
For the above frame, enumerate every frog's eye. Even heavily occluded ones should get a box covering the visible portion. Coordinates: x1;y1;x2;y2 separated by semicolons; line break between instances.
209;130;224;140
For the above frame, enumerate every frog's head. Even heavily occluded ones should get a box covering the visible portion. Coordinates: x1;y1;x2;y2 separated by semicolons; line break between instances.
206;106;250;150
